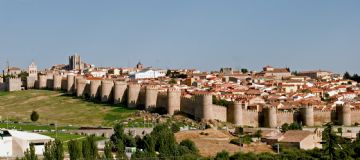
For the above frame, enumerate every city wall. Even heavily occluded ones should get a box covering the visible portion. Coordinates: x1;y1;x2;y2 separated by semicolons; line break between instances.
25;75;360;127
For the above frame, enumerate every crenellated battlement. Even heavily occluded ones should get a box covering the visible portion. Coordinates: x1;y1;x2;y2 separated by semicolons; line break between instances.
128;83;141;87
243;109;259;113
277;111;295;115
194;92;213;97
146;85;159;90
168;87;181;93
314;110;334;113
181;96;197;104
101;80;114;84
114;80;127;85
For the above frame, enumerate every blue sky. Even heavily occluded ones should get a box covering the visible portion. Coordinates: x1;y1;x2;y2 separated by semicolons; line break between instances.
0;0;359;73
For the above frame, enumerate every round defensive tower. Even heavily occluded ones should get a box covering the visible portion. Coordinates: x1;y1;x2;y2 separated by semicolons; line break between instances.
195;93;213;121
76;78;87;97
53;74;62;90
145;85;159;109
38;75;47;89
127;83;141;108
167;87;181;115
264;106;277;128
67;75;75;93
301;105;314;127
90;80;101;100
114;81;127;104
337;104;351;126
101;80;114;102
228;101;243;126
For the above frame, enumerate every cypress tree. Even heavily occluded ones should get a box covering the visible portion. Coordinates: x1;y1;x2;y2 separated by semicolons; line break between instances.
68;140;82;160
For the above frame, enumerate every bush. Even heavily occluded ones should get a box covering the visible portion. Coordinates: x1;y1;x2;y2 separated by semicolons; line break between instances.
30;111;39;122
180;139;198;154
215;150;230;160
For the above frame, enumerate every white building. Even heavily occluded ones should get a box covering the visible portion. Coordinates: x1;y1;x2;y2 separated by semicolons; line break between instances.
0;130;12;157
90;70;107;78
129;69;166;79
0;130;53;158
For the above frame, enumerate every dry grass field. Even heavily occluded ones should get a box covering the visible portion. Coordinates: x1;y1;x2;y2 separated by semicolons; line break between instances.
175;129;273;157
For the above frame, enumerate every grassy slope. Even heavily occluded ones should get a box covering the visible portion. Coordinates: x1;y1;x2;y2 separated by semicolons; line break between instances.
0;90;136;127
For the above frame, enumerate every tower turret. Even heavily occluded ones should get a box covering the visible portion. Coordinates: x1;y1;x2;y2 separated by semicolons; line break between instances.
53;74;62;90
167;87;181;115
114;81;127;104
228;101;243;126
337;104;352;126
195;93;213;121
101;80;114;102
145;85;159;109
264;106;277;128
127;83;141;108
90;80;101;100
38;74;47;89
301;105;314;127
76;78;87;97
66;75;75;93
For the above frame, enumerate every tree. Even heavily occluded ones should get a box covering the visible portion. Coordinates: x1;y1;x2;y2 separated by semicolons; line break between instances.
82;135;98;160
171;122;181;133
323;123;338;160
110;123;126;147
166;70;172;77
68;140;82;160
151;124;177;157
116;140;126;160
169;78;177;84
143;134;156;155
104;141;113;160
43;139;64;160
241;68;248;74
23;144;38;160
281;123;290;133
18;71;29;81
30;111;39;122
288;122;302;130
344;72;351;80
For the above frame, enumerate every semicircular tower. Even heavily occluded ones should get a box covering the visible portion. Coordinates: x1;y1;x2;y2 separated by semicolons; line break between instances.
167;87;181;115
114;81;127;104
101;80;114;102
127;83;141;108
145;85;159;109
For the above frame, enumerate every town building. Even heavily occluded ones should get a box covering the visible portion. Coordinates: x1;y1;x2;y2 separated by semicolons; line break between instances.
28;61;38;78
69;54;84;71
129;69;166;79
0;130;53;157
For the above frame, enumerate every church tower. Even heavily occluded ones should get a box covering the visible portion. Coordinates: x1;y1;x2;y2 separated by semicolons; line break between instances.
28;61;38;78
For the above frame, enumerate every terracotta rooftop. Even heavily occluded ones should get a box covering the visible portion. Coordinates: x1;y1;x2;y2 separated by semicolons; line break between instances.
279;130;313;143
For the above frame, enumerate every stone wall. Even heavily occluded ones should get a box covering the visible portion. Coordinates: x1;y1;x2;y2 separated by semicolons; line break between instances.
24;76;360;127
277;111;295;126
6;78;22;91
313;110;333;126
242;110;260;127
212;105;227;122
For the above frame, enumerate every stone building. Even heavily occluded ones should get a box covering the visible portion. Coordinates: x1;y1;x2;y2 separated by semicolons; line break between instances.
28;61;38;78
69;54;84;71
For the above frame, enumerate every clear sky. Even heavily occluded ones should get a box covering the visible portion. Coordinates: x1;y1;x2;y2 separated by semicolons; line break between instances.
0;0;359;74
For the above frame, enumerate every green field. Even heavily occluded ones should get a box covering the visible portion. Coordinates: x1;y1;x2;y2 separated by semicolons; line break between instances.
0;90;136;127
0;122;77;131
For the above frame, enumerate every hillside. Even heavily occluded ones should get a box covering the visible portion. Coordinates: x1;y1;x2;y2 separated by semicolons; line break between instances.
0;90;136;126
